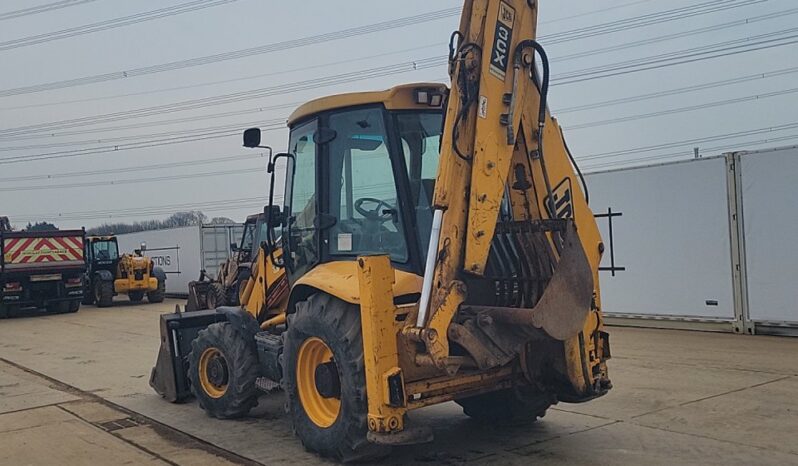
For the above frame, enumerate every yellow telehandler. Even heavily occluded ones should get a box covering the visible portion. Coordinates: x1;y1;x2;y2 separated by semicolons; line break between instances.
83;236;166;307
151;0;611;461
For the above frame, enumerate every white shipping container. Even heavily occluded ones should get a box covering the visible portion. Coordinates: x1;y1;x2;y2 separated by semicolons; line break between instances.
738;146;798;328
116;224;243;296
586;156;736;322
582;145;798;335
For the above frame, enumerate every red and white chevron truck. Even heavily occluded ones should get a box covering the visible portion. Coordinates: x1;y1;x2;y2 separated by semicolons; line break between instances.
0;223;87;317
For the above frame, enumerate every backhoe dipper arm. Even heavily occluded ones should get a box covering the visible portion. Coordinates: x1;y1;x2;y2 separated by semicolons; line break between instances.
410;0;605;386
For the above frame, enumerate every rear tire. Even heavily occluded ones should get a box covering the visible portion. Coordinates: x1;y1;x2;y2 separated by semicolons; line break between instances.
455;387;554;424
129;291;145;302
283;293;388;462
231;269;251;306
67;300;80;313
206;282;226;310
0;304;8;319
187;322;260;419
46;300;79;314
94;279;114;308
147;279;165;303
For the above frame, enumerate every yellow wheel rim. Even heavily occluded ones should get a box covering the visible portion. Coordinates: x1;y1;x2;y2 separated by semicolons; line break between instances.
198;347;228;399
297;337;341;428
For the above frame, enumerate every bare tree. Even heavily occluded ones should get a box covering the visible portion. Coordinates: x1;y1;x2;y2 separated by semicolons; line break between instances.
87;211;211;235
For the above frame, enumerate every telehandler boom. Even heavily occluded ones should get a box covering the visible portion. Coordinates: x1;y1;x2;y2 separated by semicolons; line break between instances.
151;0;610;461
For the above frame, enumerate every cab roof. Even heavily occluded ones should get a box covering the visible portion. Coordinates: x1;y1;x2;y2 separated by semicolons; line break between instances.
287;82;448;127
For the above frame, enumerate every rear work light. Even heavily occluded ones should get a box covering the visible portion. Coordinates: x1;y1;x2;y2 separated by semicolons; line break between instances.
3;282;22;292
414;88;445;107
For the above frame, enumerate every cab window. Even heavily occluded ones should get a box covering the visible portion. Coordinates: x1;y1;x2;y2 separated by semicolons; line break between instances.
326;107;408;262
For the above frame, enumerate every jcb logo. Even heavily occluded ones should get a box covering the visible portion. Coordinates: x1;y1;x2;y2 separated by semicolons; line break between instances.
545;178;574;219
490;2;515;81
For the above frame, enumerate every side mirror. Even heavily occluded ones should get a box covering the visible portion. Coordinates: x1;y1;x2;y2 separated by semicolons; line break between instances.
140;242;147;252
264;205;284;228
230;242;239;252
243;128;262;148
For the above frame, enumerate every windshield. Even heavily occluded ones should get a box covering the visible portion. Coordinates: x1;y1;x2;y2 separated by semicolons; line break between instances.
239;222;256;251
326;107;408;262
92;240;119;261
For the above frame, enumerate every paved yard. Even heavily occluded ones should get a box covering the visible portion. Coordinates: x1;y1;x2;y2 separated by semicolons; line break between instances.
1;299;796;465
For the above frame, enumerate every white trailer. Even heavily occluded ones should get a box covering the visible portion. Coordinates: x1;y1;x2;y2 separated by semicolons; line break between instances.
585;145;798;336
116;224;244;297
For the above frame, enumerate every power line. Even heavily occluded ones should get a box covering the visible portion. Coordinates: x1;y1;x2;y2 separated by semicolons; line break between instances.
0;7;460;98
19;80;797;158
0;117;286;151
551;6;798;64
4;27;797;159
566;86;798;131
0;2;767;142
0;101;302;141
18;195;269;218
0;165;267;192
583;133;798;171
0;152;269;182
0;58;445;138
557;65;798;114
6;27;794;142
578;122;798;161
554;30;798;86
0;1;670;112
0;0;239;52
4;8;792;140
0;124;280;165
544;0;764;44
0;44;440;112
0;0;100;21
7;3;783;113
0;0;755;98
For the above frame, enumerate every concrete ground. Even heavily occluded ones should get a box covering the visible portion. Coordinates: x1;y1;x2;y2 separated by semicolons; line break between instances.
0;299;796;465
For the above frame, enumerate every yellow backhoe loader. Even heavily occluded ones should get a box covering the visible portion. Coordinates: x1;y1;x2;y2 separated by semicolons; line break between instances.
151;0;611;461
186;211;277;311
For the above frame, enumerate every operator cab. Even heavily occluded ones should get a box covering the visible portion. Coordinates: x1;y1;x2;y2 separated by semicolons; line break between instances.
86;236;120;266
246;83;446;281
235;211;282;264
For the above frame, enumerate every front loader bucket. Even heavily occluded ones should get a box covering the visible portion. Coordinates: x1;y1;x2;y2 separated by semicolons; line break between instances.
480;221;593;341
149;306;226;402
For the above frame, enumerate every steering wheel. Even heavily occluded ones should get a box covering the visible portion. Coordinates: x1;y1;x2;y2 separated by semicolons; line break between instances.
355;197;395;222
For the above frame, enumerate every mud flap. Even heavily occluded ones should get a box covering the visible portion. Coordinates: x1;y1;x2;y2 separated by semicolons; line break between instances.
149;306;226;402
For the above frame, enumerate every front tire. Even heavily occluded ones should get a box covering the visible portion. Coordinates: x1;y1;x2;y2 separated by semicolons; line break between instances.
206;282;226;309
187;322;260;419
147;279;165;303
283;293;387;462
94;279;114;308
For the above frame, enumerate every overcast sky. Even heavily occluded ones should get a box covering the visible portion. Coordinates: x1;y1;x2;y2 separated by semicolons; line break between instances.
1;0;796;229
